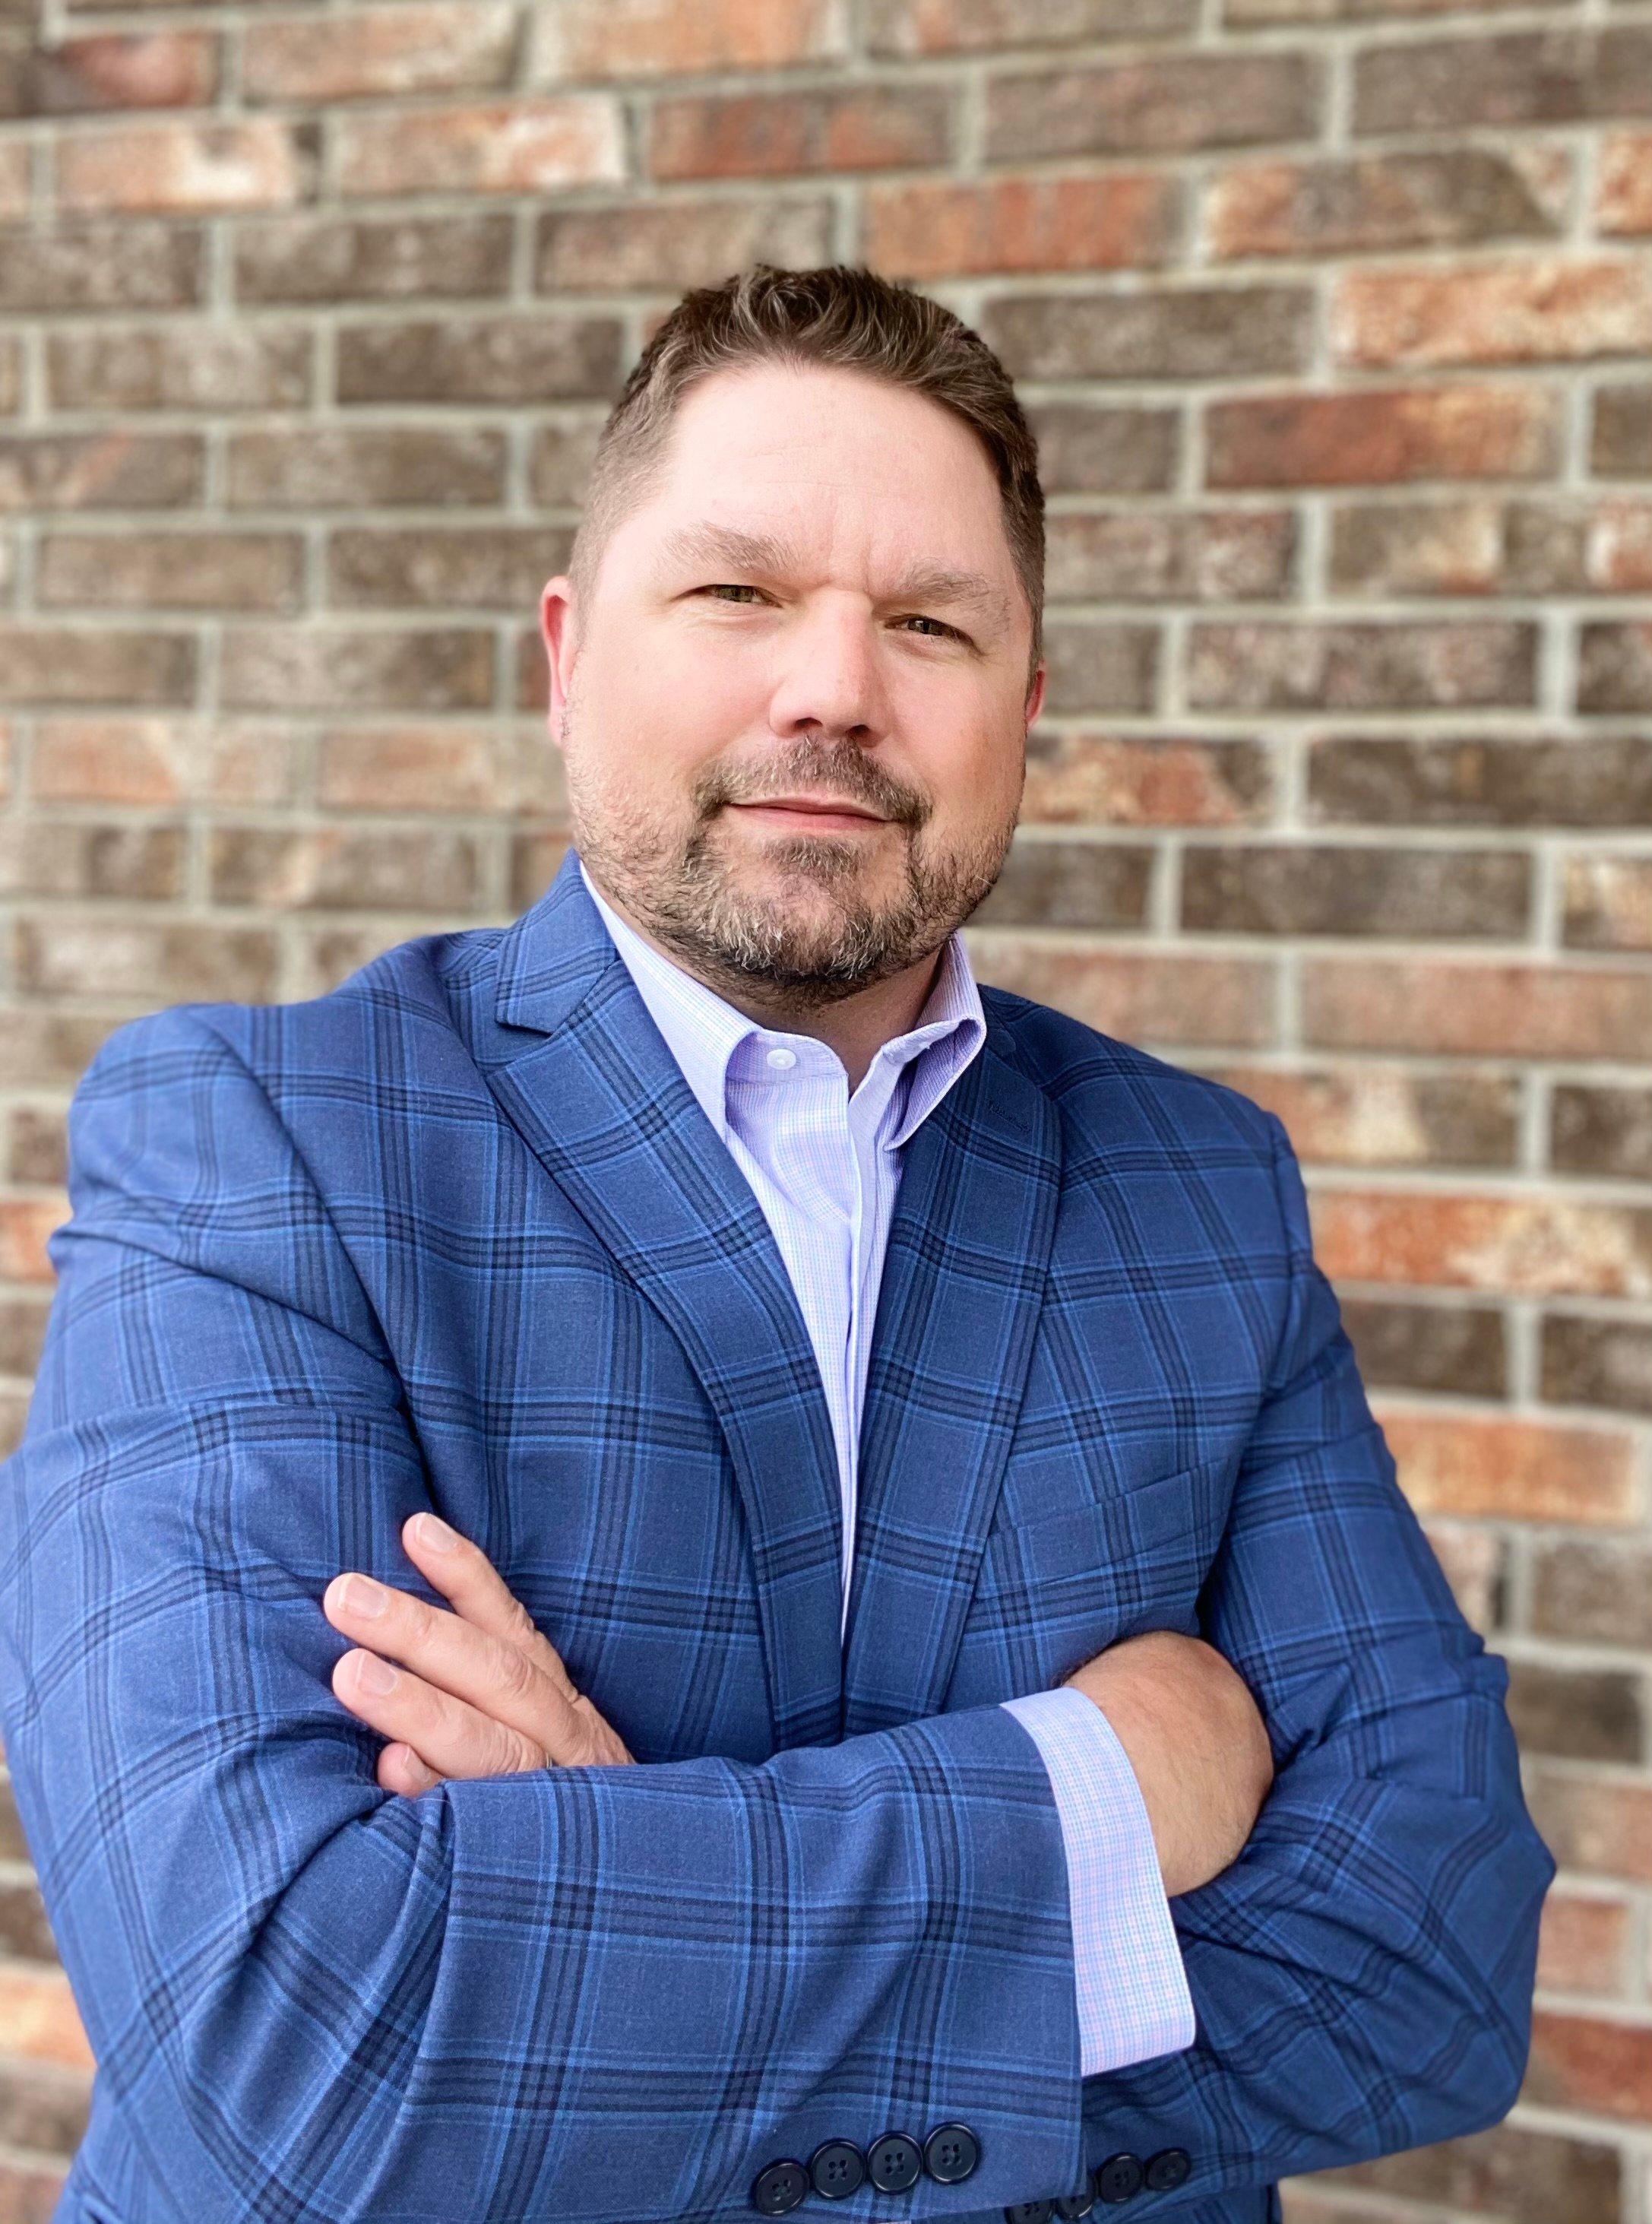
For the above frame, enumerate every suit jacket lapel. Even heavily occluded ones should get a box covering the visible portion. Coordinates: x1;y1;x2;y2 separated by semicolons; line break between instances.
841;1029;1063;1738
476;850;844;1752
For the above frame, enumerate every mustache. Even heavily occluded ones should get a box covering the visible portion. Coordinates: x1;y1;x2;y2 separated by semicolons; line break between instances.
693;751;926;828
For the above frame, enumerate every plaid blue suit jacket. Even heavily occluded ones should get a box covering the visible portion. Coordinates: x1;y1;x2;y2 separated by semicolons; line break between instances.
0;846;1551;2224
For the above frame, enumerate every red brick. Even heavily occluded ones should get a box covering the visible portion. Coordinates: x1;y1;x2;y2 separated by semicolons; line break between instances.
46;323;309;411
38;531;302;613
242;5;516;103
1564;859;1652;955
1312;1190;1652;1300
1599;135;1652;238
0;626;194;706
1303;958;1652;1060
535;0;848;80
1372;1405;1638;1523
1334;258;1652;370
986;52;1323;160
1205;386;1559;487
30;718;295;808
0;1966;91;2072
0;432;202;512
1208;149;1566;259
55;119;311;214
866;0;1195;51
647;83;952;180
1047;510;1293;602
1021;733;1270;826
1200;1063;1518;1167
1526;2011;1652;2122
863;173;1179;277
23;30;217;112
536;195;831;292
220;626;493;713
337;98;625;198
16;917;277;1003
964;933;1277;1046
0;1199;66;1284
1537;1892;1634;1998
1527;1769;1652;1884
1187;621;1536;711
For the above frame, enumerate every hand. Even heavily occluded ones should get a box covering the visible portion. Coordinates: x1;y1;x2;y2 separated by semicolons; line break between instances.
322;1511;635;1795
1062;1630;1273;1899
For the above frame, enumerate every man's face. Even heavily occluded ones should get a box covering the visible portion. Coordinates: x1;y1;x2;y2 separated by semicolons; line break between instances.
539;362;1046;1008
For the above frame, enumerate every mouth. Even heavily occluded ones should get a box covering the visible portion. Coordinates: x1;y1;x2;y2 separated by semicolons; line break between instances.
724;799;891;834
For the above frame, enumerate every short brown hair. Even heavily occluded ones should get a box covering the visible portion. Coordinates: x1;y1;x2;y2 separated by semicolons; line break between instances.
565;261;1046;695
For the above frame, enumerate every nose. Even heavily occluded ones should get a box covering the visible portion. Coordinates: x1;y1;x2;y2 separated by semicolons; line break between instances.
764;598;890;748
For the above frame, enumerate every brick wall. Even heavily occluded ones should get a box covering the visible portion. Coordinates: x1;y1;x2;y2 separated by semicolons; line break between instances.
0;0;1647;2216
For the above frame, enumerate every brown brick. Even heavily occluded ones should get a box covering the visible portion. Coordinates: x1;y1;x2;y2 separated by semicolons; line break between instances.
1040;622;1160;714
983;286;1312;382
242;5;517;103
336;99;625;197
1314;2125;1622;2224
866;0;1195;52
1373;1405;1638;1522
1506;1659;1643;1763
17;30;217;114
1527;2012;1652;2122
233;212;513;304
220;626;492;713
1554;1087;1652;1183
8;1109;66;1189
16;917;277;1003
227;426;505;509
0;627;194;705
0;2060;90;2162
0;820;185;901
0;220;201;312
1541;1316;1652;1418
1188;622;1536;711
964;934;1277;1047
526;415;606;508
1527;1769;1652;1883
1313;1191;1652;1300
30;718;294;808
0;432;202;512
535;0;848;80
1232;0;1575;18
1599;133;1652;238
1206;386;1559;488
1209;149;1566;259
1047;509;1293;602
1202;1063;1520;1169
1331;496;1652;599
1334;257;1652;370
1302;958;1652;1060
535;195;832;292
1423;1520;1505;1632
967;837;1154;930
39;531;302;613
0;139;27;220
1024;403;1179;496
0;1294;49;1377
0;1012;124;1088
0;1199;65;1282
1182;841;1531;939
647;82;953;180
986;52;1321;160
56;119;312;214
1339;1296;1508;1398
1579;624;1652;714
1022;732;1270;826
0;1877;56;1963
47;322;310;411
317;727;552;816
863;173;1180;278
1533;1539;1652;1648
508;828;572;913
208;825;487;912
328;527;572;611
1353;29;1652;135
0;1964;92;2070
1593;385;1652;478
336;315;623;405
1538;1893;1634;2001
1307;734;1652;828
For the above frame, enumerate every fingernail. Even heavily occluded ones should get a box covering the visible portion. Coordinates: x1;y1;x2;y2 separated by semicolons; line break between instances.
417;1513;457;1553
345;1574;387;1618
356;1653;397;1695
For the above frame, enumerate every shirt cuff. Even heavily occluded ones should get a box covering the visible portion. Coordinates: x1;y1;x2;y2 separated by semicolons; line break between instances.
999;1685;1196;2078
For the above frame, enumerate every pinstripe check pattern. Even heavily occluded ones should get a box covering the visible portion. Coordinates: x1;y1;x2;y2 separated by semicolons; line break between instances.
0;846;1551;2224
580;859;1195;2081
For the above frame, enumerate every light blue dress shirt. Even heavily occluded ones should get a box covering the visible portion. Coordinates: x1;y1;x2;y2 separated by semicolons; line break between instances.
579;856;1195;2077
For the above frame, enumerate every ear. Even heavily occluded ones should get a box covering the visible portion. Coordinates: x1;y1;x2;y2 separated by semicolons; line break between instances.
540;576;578;752
1024;659;1046;730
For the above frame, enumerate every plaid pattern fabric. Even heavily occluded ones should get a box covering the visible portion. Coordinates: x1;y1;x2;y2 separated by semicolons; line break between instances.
0;846;1551;2224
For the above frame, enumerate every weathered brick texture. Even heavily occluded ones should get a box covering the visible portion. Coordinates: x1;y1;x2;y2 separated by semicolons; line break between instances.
0;0;1647;2216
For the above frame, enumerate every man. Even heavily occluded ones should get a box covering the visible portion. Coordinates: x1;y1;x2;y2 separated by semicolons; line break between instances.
0;262;1549;2224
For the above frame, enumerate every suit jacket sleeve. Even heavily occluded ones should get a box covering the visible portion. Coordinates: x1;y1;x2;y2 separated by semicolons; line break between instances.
1072;1109;1555;2197
0;1007;1090;2224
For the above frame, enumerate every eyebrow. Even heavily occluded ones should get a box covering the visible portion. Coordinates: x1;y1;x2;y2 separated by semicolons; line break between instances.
653;521;1014;627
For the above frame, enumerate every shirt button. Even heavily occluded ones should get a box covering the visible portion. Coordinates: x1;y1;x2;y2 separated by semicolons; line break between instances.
765;1047;797;1071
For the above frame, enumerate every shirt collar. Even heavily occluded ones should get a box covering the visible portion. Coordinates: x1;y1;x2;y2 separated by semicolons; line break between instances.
578;854;986;1150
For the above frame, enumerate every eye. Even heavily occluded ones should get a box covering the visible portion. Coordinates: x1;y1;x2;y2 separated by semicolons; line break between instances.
900;614;964;642
698;583;770;604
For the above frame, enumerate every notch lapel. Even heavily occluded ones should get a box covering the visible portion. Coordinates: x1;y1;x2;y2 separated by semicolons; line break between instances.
841;1030;1063;1738
476;851;844;1752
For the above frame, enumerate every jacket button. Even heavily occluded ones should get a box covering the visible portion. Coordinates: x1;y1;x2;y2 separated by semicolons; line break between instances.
809;2140;866;2199
924;2123;981;2184
1005;2203;1053;2223
1056;2193;1097;2218
752;2159;809;2215
1144;2151;1191;2194
1093;2154;1144;2204
868;2132;923;2194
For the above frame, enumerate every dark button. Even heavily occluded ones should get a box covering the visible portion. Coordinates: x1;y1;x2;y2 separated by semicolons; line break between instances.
809;2140;866;2200
1005;2203;1053;2224
752;2159;809;2215
868;2132;923;2194
1144;2151;1191;2194
1093;2154;1144;2205
1056;2193;1097;2219
924;2123;981;2184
